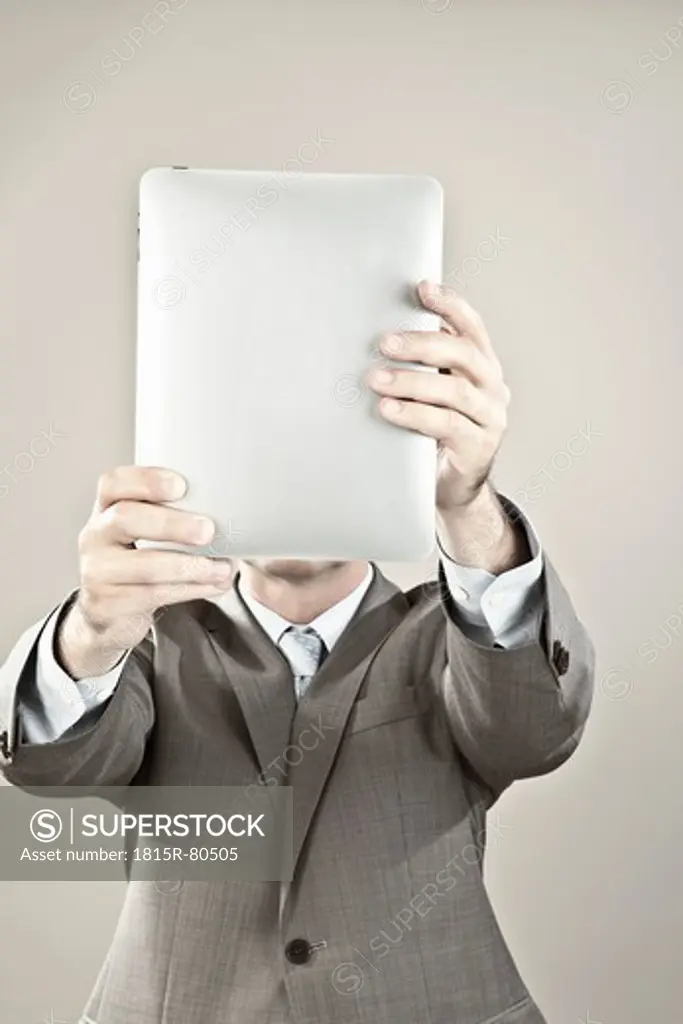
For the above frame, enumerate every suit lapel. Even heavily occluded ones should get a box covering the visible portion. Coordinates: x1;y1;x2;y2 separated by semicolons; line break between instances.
286;569;408;871
201;582;296;780
200;565;408;874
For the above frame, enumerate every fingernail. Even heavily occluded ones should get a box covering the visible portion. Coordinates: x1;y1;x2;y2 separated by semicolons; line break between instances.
421;282;441;303
372;369;394;385
159;471;186;499
381;398;403;415
381;335;402;354
192;518;215;544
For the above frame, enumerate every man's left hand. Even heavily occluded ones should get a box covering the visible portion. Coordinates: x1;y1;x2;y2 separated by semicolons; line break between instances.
368;281;527;572
368;280;509;510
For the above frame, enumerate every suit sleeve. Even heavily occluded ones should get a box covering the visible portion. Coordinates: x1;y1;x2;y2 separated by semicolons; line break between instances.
22;595;128;744
438;554;595;798
0;597;155;788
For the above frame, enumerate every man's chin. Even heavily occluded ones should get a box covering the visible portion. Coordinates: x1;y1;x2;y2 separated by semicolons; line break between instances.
242;558;345;582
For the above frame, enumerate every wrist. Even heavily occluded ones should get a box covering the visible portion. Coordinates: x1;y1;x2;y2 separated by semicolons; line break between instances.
57;601;129;680
436;481;499;546
436;478;495;516
436;484;527;573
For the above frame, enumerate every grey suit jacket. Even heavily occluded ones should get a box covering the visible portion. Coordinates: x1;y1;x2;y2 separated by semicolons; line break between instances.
0;561;594;1024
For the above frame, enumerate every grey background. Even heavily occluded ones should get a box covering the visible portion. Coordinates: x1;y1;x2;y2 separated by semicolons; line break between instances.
1;0;681;1020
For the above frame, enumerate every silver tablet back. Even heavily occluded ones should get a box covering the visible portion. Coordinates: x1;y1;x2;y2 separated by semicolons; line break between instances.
136;167;443;560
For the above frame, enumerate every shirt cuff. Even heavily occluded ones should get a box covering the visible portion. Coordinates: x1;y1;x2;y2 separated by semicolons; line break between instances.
20;598;127;745
438;495;545;646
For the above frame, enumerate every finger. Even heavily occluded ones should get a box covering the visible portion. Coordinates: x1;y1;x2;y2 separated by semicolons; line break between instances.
83;549;235;587
378;331;497;384
378;396;483;444
368;367;489;426
151;579;234;608
417;281;493;351
95;466;186;514
86;501;214;550
89;580;235;623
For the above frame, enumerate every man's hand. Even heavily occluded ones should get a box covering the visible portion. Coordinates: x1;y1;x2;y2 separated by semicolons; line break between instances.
368;281;528;573
59;467;234;679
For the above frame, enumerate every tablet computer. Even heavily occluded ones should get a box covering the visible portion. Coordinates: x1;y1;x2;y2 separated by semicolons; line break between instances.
136;167;443;560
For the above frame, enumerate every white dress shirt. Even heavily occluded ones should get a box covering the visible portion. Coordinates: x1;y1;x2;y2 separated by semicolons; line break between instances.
19;501;544;745
242;564;375;653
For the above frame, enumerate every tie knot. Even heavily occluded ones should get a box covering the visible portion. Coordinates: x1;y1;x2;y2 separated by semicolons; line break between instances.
284;626;326;666
278;626;328;700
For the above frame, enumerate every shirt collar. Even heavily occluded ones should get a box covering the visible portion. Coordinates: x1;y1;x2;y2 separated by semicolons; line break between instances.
235;564;374;651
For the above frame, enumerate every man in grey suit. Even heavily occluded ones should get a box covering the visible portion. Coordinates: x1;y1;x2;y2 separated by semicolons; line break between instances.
0;282;594;1024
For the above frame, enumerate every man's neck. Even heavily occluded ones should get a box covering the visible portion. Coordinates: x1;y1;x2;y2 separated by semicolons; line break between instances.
237;560;370;624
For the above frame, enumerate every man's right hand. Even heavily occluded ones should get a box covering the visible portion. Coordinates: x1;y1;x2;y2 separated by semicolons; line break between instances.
58;466;234;680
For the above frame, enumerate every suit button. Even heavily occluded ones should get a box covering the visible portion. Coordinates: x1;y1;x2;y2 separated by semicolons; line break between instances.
285;938;312;965
552;640;570;676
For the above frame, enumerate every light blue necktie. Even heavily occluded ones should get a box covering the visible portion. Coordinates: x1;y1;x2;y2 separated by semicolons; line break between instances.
278;626;328;701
